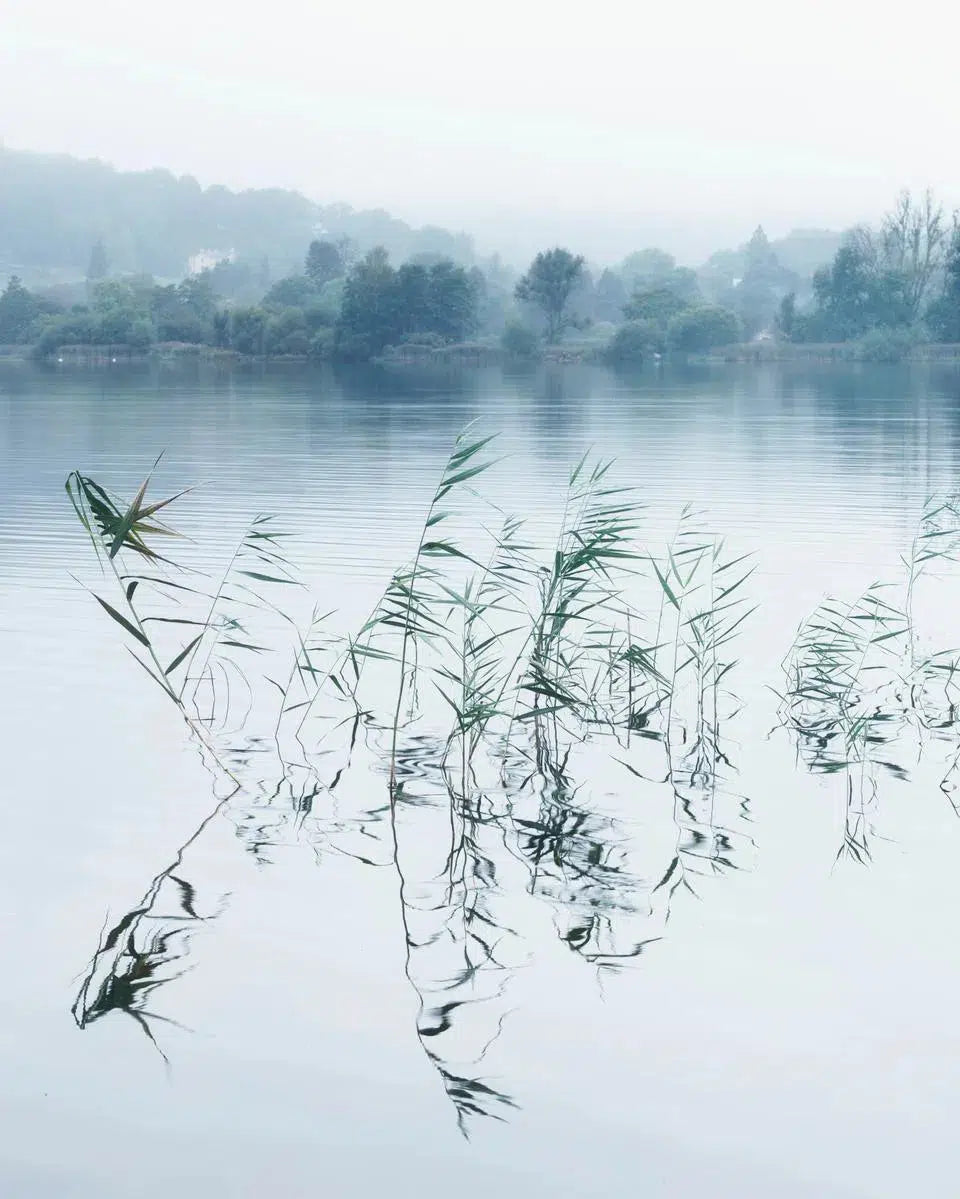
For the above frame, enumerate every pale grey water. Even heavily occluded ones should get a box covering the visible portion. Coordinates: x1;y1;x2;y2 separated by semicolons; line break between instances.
3;359;960;1198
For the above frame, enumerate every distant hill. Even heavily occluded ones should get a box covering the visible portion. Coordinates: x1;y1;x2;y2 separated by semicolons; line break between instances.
0;147;475;284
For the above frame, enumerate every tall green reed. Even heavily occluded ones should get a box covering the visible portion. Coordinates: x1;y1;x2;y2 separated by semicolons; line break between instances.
68;431;758;1124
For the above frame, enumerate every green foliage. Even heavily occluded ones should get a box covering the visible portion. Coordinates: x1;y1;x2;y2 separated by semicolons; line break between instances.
264;275;319;309
0;276;42;343
667;305;741;352
799;239;910;341
622;286;689;326
265;308;311;356
151;277;217;343
422;260;478;342
594;269;627;323
335;248;478;358
226;307;268;356
31;273;231;353
620;249;699;308
797;194;949;344
336;248;402;359
855;325;918;363
18;240;429;360
604;319;662;363
500;321;539;359
309;326;335;359
617;251;703;347
776;292;797;339
32;312;93;358
514;248;585;343
304;239;344;287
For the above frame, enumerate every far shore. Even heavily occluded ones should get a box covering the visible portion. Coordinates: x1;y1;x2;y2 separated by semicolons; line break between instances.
4;340;960;369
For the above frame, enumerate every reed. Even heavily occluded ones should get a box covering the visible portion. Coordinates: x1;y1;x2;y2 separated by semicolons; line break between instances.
68;429;759;1130
65;464;309;776
779;490;960;861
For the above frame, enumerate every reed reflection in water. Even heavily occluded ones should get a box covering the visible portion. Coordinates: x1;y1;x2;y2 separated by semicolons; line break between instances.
777;494;960;862
68;432;755;1134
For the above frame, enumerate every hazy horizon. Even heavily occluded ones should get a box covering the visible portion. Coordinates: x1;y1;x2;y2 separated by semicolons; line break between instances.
2;0;958;264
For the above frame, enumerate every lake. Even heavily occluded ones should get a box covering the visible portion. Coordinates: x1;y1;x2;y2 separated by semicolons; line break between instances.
3;358;960;1198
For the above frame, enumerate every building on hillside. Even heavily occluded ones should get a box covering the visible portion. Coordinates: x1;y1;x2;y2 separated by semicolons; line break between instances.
186;248;236;276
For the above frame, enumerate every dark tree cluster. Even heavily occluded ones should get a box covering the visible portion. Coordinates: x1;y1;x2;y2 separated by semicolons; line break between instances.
335;249;478;359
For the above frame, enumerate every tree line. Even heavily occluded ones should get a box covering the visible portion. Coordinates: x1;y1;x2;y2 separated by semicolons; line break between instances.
4;188;960;365
0;239;748;362
776;191;960;357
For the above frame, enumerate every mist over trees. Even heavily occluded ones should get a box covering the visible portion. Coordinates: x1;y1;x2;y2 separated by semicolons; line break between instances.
3;147;959;367
784;191;956;350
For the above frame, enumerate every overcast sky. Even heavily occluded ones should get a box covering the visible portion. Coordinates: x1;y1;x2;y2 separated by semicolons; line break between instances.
1;0;957;262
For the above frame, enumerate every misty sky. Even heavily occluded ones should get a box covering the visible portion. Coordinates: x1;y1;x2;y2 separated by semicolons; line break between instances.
1;0;957;263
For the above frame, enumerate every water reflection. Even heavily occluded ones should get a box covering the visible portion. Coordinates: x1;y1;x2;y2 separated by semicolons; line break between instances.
777;494;960;861
73;787;235;1058
70;648;752;1130
66;439;766;1134
73;701;753;1135
79;430;960;1149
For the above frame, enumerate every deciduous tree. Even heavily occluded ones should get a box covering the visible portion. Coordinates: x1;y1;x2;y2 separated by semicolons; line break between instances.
515;248;585;343
880;189;947;322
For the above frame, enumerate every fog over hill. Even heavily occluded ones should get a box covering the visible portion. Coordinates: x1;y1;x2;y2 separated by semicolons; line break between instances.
0;146;476;283
0;144;843;288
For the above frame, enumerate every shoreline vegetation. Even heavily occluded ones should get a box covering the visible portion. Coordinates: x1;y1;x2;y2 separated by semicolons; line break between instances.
3;160;960;369
6;338;960;369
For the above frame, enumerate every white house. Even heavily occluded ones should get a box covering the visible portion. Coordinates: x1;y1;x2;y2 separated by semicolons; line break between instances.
186;248;236;276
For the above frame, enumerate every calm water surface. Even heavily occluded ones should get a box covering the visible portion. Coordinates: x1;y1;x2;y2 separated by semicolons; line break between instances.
3;360;960;1198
